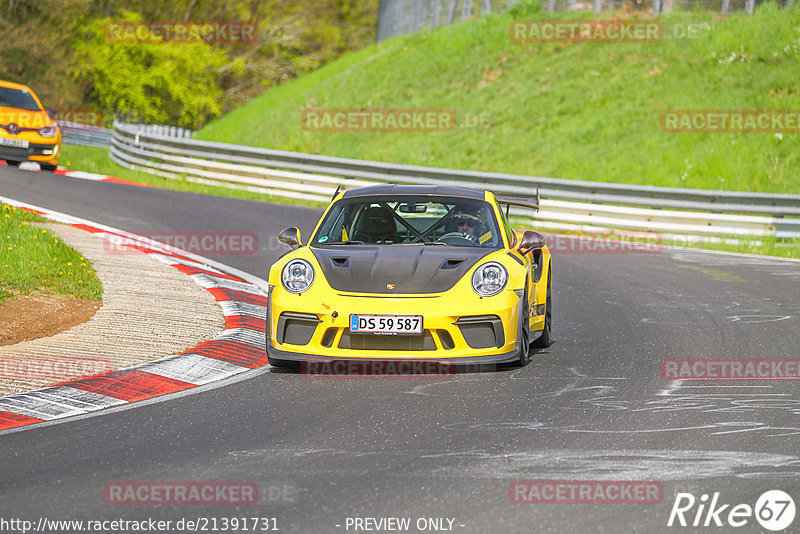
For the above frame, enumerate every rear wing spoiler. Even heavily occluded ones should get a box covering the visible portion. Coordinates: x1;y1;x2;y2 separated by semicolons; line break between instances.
496;189;540;215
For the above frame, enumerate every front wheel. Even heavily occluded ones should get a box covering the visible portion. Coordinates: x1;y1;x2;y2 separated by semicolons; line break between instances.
512;290;531;367
532;268;552;348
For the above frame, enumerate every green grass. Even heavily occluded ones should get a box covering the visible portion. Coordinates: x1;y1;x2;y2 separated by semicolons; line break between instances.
0;204;103;303
60;145;327;209
661;235;800;259
196;2;800;194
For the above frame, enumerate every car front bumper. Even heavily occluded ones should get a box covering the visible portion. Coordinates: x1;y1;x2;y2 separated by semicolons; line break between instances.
267;286;525;363
0;138;60;166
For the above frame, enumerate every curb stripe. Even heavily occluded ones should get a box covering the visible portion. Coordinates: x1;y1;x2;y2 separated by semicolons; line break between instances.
126;245;201;265
207;287;268;307
56;169;150;187
0;394;87;421
148;252;216;269
212;328;266;350
220;300;265;319
135;353;247;386
173;264;245;282
191;273;262;294
102;177;150;186
0;387;127;420
71;223;104;234
34;387;128;410
225;315;267;332
186;340;269;368
63;370;195;402
0;411;43;430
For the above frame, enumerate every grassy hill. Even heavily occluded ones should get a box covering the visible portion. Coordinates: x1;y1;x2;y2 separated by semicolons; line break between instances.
195;1;800;194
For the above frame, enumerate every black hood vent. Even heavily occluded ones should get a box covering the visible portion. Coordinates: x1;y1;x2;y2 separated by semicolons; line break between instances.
330;256;350;268
440;258;465;270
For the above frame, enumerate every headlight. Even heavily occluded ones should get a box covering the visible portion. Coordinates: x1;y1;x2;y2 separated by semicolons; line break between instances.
471;262;507;297
281;259;315;293
39;125;58;137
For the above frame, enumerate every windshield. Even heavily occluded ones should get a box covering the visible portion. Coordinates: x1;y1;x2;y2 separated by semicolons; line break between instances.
0;87;40;111
312;196;503;248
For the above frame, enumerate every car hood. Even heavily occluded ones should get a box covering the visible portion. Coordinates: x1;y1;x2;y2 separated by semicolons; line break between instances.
310;245;493;294
0;106;51;129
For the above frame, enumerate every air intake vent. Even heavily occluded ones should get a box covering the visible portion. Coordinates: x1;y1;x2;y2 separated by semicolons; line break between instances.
439;258;465;270
331;257;350;268
455;315;505;349
321;328;337;348
338;330;436;351
276;312;321;345
436;329;455;350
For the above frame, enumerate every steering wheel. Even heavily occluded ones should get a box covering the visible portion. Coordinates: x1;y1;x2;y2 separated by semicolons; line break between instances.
437;232;479;246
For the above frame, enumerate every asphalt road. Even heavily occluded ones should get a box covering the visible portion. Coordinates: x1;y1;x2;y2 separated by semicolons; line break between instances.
2;167;800;533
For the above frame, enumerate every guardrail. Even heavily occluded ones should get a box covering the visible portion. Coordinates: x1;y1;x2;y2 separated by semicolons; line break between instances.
61;122;193;148
110;121;800;240
58;121;113;148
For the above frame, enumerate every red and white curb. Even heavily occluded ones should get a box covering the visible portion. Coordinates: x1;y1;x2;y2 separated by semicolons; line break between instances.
54;169;149;187
0;158;148;187
0;198;267;432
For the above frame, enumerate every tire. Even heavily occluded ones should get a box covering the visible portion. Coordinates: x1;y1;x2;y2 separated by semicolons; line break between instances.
515;329;530;367
533;267;552;348
40;163;57;172
513;290;531;367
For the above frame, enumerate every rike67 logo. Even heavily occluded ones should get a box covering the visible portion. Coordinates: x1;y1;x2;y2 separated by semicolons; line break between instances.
668;490;795;531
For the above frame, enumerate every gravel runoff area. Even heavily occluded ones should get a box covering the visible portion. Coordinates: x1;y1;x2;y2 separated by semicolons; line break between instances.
0;223;225;397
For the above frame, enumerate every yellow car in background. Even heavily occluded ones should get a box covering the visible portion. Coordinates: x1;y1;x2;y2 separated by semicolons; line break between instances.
267;184;552;370
0;80;61;171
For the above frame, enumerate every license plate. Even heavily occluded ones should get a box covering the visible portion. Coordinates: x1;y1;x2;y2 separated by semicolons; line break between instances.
0;137;28;149
350;314;423;335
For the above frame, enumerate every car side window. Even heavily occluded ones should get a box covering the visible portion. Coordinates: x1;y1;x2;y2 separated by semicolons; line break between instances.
499;204;516;248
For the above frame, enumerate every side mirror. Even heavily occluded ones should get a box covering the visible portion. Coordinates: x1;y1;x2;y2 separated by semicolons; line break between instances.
278;227;301;249
518;230;545;255
45;107;57;119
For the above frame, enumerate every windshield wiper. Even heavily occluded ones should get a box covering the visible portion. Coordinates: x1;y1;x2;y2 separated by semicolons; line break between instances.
325;240;365;245
421;241;447;246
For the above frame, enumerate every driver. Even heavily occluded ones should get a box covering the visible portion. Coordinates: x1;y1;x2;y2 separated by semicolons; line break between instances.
451;206;483;243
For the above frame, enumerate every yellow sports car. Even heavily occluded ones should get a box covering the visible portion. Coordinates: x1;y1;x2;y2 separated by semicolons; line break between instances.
0;80;61;170
266;185;552;369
